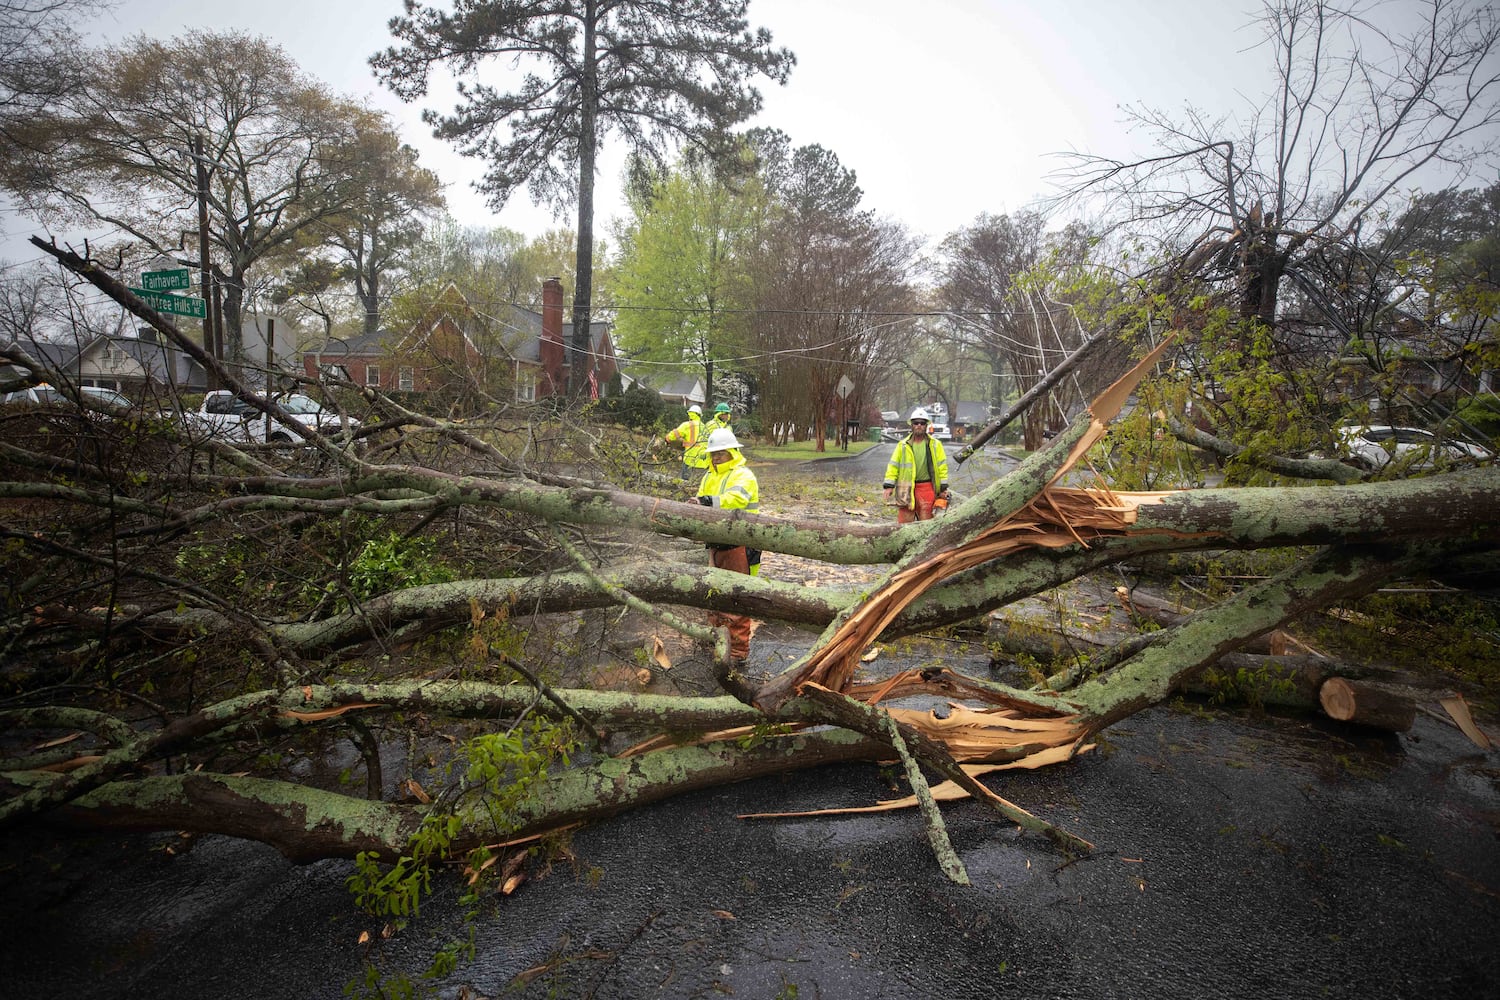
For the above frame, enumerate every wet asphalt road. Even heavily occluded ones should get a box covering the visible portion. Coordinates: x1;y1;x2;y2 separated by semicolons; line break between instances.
5;707;1497;999
4;444;1497;998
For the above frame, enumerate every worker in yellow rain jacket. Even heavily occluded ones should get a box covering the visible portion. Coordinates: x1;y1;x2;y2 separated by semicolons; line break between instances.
663;404;709;479
709;401;733;432
696;426;761;664
882;407;950;524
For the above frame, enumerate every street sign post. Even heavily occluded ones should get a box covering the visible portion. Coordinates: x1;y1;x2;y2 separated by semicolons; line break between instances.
128;287;207;319
835;375;855;449
141;268;192;292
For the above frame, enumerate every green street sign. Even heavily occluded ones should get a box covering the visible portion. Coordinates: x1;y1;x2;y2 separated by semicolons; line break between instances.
129;287;207;319
141;268;192;292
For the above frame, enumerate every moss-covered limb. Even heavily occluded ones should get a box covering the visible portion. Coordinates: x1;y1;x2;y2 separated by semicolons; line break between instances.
33;466;1499;664
496;728;889;843
887;468;1500;642
204;465;905;564
1065;541;1456;728
0;688;283;832
1129;466;1500;546
875;709;970;886
276;681;771;733
1166;415;1365;484
277;564;849;656
0;706;142;770
44;773;425;863
0;705;141;751
30;731;895;861
0;481;177;517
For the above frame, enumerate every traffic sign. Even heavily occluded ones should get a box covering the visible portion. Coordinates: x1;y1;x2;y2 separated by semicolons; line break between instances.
129;287;207;319
141;268;192;292
836;374;855;399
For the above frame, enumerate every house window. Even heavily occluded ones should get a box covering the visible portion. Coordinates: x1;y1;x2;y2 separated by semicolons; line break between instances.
365;364;380;387
516;370;536;402
398;366;415;391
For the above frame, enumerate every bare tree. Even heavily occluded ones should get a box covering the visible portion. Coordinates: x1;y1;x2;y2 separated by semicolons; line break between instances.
935;213;1117;447
0;30;373;370
317;113;446;337
743;134;919;448
1057;0;1500;326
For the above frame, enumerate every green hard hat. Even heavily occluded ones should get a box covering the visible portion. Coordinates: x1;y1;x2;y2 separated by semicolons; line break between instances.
714;402;731;414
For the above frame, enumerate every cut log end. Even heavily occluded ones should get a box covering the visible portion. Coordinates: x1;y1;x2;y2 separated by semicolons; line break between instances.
1318;677;1416;732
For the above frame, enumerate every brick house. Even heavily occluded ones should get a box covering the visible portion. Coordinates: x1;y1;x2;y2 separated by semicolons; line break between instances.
305;278;617;406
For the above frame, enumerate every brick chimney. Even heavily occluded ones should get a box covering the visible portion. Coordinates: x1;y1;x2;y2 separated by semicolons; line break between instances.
540;277;565;393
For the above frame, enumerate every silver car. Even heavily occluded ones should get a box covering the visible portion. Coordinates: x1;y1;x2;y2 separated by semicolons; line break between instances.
1335;424;1489;470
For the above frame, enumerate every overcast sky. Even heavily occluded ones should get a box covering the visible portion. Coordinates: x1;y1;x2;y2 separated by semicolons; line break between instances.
2;0;1308;268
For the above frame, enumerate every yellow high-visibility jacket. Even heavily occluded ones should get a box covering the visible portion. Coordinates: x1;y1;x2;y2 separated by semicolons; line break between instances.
665;413;710;468
696;449;759;513
882;435;948;509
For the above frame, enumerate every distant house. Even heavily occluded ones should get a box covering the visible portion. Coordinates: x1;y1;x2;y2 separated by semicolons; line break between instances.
950;401;992;441
653;375;706;409
2;328;206;396
305;278;618;406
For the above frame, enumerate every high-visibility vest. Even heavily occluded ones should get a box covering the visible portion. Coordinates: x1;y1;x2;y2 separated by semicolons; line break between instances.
882;435;948;509
665;414;710;468
697;450;759;512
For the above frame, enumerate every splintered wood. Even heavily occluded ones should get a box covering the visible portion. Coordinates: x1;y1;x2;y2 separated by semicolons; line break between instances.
798;485;1162;699
790;337;1179;704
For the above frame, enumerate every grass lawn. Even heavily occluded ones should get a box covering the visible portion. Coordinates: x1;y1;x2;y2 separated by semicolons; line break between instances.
751;438;880;461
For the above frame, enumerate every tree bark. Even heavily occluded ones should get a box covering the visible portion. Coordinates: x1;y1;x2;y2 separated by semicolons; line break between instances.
1318;677;1418;731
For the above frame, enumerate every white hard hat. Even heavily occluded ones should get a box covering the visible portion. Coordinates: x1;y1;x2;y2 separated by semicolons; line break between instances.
705;427;741;452
909;407;932;423
687;404;702;415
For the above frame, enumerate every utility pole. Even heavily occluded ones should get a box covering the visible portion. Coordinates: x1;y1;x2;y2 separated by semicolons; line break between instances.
192;134;218;391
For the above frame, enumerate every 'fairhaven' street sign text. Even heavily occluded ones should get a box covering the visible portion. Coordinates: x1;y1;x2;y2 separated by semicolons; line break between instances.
141;268;192;292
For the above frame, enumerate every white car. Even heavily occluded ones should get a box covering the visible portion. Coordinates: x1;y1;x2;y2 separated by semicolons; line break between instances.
191;390;360;446
1335;424;1489;470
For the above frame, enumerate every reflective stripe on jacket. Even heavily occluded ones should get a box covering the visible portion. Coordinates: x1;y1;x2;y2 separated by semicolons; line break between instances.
697;450;759;513
882;436;948;510
665;414;710;468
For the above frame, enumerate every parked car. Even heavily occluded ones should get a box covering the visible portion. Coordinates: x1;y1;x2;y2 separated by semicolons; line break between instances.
2;383;132;413
187;390;360;446
1334;424;1489;470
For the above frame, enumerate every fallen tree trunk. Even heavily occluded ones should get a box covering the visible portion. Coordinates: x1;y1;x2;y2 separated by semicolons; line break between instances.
1318;677;1419;731
7;241;1500;885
